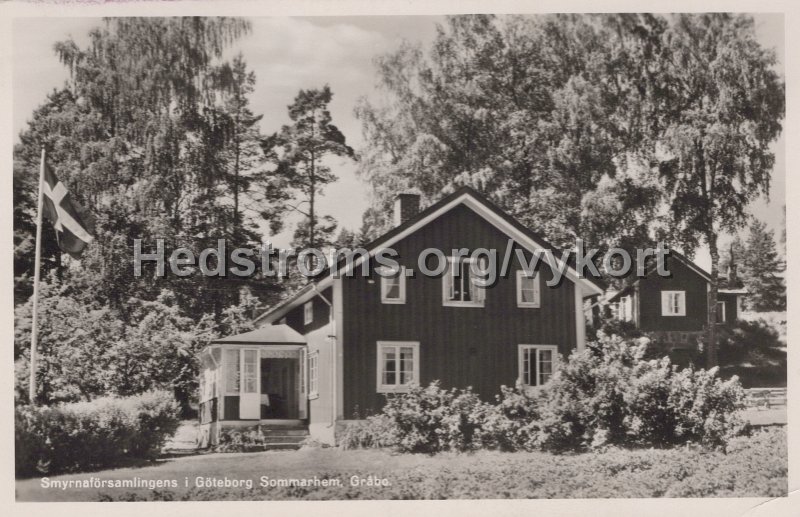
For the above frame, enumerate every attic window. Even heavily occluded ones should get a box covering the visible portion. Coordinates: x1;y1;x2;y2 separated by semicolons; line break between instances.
443;256;486;307
516;270;540;308
379;266;406;304
661;291;686;316
304;301;313;325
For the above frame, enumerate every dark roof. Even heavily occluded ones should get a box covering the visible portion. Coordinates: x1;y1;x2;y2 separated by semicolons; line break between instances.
606;249;714;304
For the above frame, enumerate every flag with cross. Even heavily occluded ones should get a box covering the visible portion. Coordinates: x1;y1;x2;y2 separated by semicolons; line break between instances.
41;160;94;258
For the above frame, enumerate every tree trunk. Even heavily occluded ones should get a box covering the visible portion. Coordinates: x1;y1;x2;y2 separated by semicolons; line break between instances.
309;150;316;250
707;231;720;367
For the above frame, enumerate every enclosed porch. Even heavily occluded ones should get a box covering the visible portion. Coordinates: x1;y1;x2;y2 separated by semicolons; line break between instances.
197;324;307;447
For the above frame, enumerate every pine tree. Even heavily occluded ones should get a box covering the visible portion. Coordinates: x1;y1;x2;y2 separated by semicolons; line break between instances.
263;85;354;250
742;220;786;311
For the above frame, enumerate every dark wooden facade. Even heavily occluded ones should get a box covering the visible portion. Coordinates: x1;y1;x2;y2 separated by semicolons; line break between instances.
339;204;577;416
638;256;709;332
633;255;740;332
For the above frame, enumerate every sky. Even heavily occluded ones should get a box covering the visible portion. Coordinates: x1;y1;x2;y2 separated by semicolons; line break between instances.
12;14;785;268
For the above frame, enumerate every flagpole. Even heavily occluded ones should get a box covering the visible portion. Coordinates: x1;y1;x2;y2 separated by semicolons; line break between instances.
29;147;46;405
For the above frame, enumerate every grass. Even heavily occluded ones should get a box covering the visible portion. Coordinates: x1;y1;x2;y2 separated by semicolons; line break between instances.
16;426;786;501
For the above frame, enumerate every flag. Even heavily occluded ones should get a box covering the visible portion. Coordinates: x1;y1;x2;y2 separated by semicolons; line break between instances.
42;161;93;258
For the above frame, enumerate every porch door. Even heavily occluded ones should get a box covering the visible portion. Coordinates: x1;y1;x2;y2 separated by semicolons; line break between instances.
239;349;261;419
298;349;307;419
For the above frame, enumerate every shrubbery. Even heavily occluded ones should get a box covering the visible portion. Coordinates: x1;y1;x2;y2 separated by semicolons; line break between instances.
351;335;746;453
15;391;180;476
216;428;268;452
338;415;398;450
379;382;490;453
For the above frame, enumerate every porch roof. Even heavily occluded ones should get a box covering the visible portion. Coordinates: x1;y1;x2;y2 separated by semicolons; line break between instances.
210;324;306;345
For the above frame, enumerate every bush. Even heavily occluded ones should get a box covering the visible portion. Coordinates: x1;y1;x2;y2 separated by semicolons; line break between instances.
338;415;397;450
717;318;787;387
15;391;180;477
486;334;746;452
378;382;490;453
216;428;267;453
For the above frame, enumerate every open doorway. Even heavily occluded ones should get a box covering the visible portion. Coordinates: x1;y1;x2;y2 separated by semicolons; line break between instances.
260;357;299;419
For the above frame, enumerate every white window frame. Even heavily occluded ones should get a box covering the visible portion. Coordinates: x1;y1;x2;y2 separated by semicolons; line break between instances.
241;348;259;395
304;300;313;325
716;301;726;323
376;341;420;393
661;290;686;316
516;270;541;308
379;266;406;304
307;351;319;400
442;256;485;307
518;344;558;388
223;348;241;395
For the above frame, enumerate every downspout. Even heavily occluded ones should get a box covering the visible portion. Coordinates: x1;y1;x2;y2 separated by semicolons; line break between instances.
311;284;337;429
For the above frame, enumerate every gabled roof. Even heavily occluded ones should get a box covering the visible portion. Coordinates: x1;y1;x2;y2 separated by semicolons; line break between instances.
606;250;718;304
254;186;605;325
210;324;306;345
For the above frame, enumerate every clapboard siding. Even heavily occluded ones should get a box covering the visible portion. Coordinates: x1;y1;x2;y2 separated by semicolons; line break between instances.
341;204;577;417
284;287;333;334
638;257;708;332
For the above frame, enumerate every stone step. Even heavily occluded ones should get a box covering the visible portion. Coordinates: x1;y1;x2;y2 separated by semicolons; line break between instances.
264;442;303;450
260;428;309;436
262;435;307;444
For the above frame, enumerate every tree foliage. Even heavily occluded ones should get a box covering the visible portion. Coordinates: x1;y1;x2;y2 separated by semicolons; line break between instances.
12;18;291;406
13;18;286;317
726;220;786;311
652;14;784;364
354;14;666;249
263;85;354;249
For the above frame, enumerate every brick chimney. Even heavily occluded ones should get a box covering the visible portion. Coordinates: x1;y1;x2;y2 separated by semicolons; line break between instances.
394;193;421;226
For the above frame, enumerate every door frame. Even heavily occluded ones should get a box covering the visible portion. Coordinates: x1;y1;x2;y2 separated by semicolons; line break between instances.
239;348;261;419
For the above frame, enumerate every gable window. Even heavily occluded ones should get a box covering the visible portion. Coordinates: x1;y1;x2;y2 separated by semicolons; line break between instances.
304;301;313;325
379;266;406;304
518;345;557;387
443;257;485;307
661;291;686;316
716;301;726;323
376;341;419;392
516;270;540;308
307;351;319;399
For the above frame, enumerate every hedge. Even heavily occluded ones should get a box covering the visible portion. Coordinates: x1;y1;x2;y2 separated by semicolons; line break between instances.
15;390;180;477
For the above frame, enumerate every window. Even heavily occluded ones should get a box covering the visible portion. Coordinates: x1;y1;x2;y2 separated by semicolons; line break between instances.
379;266;406;304
518;345;558;387
377;341;420;392
304;300;313;325
224;349;240;393
308;351;319;399
716;301;726;323
242;349;258;393
516;270;540;308
661;290;686;316
443;256;485;307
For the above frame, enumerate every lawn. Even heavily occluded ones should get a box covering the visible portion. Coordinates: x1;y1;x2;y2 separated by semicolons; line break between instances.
16;426;786;501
